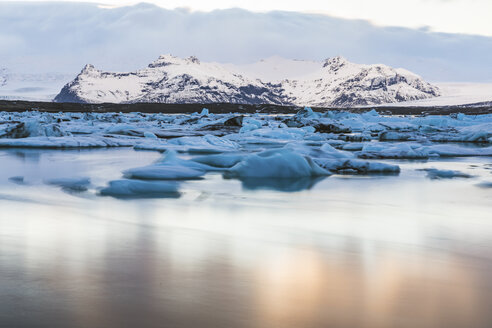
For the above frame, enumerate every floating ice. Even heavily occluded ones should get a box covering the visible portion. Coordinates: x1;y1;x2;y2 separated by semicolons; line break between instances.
224;149;331;179
124;150;218;180
167;135;239;153
0;121;70;138
315;158;400;175
191;153;245;168
99;179;180;198
357;143;430;159
124;165;205;180
423;144;492;157
144;131;158;139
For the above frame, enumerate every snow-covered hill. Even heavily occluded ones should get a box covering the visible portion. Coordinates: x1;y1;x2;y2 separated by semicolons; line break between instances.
55;55;440;106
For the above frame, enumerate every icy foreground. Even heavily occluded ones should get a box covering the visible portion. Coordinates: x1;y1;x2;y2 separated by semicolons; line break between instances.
54;55;439;106
1;108;491;197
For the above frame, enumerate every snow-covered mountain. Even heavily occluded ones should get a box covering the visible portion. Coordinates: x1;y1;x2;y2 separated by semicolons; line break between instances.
281;56;441;106
55;55;440;106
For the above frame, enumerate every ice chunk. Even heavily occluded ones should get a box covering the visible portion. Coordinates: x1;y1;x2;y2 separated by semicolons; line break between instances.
224;149;331;178
378;131;415;141
341;143;364;151
357;143;430;159
144;131;158;139
191;154;245;168
315;158;400;175
295;107;320;120
99;180;180;198
124;150;217;180
319;143;353;158
124;165;204;180
423;144;492;157
0;121;70;138
154;150;219;171
105;124;142;136
167;135;239;153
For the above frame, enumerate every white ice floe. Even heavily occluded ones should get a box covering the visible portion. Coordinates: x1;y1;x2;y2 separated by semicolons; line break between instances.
135;135;239;153
357;143;430;159
423;144;492;157
315;158;400;174
191;153;245;168
99;179;180;198
124;150;216;180
124;165;205;180
168;135;239;153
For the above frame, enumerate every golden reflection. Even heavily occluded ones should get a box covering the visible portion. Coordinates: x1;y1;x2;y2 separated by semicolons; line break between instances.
255;249;326;323
252;243;485;328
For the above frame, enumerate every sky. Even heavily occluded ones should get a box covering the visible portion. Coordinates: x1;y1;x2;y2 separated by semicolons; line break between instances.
5;0;492;36
1;1;491;82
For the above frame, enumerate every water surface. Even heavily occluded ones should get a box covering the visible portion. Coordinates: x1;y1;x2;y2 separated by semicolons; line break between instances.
1;148;491;328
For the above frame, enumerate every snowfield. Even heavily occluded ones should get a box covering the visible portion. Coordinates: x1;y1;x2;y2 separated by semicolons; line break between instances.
0;107;491;197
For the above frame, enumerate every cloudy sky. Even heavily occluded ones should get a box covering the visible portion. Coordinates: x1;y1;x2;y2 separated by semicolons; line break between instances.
6;0;492;36
1;1;491;82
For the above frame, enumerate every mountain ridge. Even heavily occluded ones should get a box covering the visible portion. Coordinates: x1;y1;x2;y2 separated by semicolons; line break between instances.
55;55;440;106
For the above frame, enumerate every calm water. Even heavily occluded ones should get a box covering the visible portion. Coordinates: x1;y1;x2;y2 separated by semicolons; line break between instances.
0;148;491;328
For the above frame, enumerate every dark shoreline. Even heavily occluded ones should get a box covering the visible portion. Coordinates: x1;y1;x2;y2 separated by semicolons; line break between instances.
1;100;491;115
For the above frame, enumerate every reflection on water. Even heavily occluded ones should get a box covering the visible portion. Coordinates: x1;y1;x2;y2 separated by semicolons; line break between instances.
0;149;492;328
239;176;325;192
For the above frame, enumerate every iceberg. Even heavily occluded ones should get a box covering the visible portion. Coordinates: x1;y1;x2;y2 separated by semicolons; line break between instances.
99;179;180;198
123;150;217;180
224;149;331;179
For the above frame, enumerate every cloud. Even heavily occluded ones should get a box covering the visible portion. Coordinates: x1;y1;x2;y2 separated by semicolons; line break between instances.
0;2;491;82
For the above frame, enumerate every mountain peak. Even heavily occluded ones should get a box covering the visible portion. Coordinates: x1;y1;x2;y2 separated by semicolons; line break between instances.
323;56;349;69
148;54;200;68
187;56;200;64
81;64;96;74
